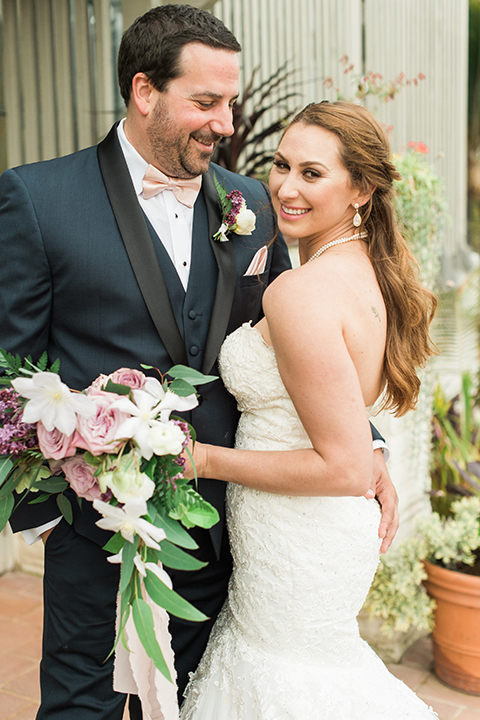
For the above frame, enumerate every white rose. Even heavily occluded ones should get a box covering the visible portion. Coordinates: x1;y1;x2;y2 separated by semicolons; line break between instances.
234;205;256;235
148;421;185;457
99;454;155;503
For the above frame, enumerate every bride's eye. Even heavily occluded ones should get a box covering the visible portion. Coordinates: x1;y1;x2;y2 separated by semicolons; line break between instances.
304;169;321;179
272;160;289;171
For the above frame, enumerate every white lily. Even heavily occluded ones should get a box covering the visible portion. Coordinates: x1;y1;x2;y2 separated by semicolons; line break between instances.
143;379;198;422
157;390;198;423
112;389;163;459
113;386;197;458
106;549;123;564
93;497;166;549
134;554;173;589
12;372;95;435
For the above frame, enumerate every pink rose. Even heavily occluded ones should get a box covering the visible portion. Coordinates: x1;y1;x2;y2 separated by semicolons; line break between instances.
109;368;146;390
37;424;77;460
74;390;129;455
87;374;109;392
62;456;103;501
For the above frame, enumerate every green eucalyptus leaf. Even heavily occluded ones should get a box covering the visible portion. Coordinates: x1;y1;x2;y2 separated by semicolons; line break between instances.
0;471;23;500
104;379;131;395
144;570;208;622
34;477;68;493
28;493;53;504
0;456;13;486
106;584;134;661
0;494;14;533
167;365;217;386
151;507;198;550
183;503;219;529
103;532;126;555
154;540;208;571
119;535;139;594
84;452;101;466
56;494;73;524
168;378;197;397
132;597;172;682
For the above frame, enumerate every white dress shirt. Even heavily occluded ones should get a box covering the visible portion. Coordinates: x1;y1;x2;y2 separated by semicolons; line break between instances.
117;118;197;290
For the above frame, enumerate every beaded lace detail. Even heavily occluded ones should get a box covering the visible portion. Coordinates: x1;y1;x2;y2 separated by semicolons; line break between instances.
180;323;437;719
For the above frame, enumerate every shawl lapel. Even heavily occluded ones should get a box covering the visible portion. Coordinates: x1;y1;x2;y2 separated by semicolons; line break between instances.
201;169;237;374
97;125;188;366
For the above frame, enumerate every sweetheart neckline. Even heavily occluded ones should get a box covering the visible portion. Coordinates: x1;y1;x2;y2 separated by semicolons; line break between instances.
241;321;275;352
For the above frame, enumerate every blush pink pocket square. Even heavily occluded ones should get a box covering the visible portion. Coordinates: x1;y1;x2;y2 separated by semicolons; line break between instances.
243;246;268;276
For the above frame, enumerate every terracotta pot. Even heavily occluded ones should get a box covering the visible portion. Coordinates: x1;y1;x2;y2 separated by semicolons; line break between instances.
424;559;480;695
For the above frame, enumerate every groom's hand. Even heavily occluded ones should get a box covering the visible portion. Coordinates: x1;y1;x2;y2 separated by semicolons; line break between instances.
369;449;399;554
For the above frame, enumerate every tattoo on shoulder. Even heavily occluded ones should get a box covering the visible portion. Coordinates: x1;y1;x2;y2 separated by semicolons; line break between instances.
371;306;381;322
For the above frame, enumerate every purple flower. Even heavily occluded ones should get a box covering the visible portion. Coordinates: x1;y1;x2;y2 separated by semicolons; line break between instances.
225;189;244;225
0;388;38;456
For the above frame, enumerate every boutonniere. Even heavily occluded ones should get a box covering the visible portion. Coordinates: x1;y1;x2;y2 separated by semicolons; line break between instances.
213;174;256;242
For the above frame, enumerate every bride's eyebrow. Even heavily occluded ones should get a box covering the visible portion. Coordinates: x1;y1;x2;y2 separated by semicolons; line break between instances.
298;160;330;171
274;151;329;172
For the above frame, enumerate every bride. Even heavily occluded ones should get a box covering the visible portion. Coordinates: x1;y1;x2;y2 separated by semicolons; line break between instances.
180;101;438;719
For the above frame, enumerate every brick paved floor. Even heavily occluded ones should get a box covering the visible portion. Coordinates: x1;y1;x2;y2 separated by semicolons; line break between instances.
0;571;479;719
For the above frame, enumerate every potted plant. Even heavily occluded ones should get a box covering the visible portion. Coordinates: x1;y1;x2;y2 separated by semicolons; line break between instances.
364;374;480;694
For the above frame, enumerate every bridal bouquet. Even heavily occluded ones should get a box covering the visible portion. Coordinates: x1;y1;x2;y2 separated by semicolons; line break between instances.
0;349;219;718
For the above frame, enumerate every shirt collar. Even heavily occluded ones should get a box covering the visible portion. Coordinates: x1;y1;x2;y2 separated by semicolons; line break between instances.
116;118;149;197
116;118;203;202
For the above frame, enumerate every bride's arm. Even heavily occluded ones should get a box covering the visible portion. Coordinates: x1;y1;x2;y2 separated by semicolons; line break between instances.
190;267;376;498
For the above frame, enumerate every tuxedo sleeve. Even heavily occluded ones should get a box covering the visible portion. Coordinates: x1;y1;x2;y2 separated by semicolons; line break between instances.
370;422;385;444
0;169;60;531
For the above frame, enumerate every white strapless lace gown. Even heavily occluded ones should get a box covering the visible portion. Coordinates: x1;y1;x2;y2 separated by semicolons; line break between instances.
180;323;437;719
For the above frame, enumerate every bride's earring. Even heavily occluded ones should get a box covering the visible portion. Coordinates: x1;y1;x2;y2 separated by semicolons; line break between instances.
353;203;362;228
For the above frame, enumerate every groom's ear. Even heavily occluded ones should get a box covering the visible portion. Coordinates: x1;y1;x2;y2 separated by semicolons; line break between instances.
130;73;157;117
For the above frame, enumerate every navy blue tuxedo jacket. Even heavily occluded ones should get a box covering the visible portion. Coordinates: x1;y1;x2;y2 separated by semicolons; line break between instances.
0;124;291;555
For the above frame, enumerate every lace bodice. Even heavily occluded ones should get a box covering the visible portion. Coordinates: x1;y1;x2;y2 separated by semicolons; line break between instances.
181;323;437;720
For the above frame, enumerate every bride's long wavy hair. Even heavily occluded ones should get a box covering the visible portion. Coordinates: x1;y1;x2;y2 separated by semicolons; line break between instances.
286;101;437;417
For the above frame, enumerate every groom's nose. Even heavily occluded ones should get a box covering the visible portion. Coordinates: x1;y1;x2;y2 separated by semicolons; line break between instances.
208;103;235;138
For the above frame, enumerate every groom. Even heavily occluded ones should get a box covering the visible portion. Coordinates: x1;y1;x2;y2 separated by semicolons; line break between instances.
0;4;397;718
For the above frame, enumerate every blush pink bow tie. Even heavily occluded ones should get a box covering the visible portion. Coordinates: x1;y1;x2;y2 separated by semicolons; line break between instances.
141;165;202;208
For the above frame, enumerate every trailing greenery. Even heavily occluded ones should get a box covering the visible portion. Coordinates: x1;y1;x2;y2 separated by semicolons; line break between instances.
392;148;448;290
363;496;480;637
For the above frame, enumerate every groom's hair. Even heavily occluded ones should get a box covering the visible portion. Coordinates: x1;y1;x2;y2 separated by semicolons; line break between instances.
117;4;241;106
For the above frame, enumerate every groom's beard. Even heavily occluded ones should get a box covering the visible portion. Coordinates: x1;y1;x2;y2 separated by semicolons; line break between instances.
147;100;223;178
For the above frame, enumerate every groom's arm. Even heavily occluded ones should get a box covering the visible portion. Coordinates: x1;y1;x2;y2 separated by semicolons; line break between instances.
0;169;61;533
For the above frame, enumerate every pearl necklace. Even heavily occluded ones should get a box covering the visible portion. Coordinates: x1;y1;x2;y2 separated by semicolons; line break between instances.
307;231;368;263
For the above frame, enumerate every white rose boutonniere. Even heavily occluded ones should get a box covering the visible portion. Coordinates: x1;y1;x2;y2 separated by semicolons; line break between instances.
213;174;256;242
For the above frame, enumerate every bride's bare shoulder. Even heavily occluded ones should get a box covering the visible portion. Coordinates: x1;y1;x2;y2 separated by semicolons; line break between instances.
264;251;364;310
